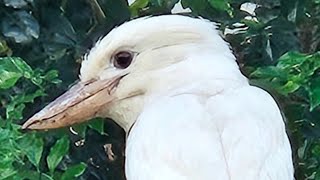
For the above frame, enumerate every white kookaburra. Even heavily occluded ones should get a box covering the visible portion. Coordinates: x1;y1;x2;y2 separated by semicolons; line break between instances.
23;15;294;180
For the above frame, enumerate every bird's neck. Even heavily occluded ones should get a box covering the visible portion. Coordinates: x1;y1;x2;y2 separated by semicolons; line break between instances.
103;53;249;134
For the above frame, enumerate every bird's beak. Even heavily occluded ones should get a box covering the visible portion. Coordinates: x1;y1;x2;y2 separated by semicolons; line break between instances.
22;75;124;130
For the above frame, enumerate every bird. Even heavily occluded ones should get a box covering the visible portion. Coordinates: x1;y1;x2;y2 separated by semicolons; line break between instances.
22;15;294;180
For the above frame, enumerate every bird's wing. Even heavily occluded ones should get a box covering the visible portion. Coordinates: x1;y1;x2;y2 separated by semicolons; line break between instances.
204;86;294;180
125;86;293;180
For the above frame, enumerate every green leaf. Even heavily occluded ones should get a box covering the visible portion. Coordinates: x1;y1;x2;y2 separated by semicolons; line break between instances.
0;128;21;176
17;134;43;168
207;0;232;15
0;71;22;89
61;163;87;180
130;0;149;8
47;136;70;174
0;168;17;179
22;89;46;103
277;52;308;69
250;66;285;79
43;70;59;81
72;124;87;138
17;170;53;180
5;90;45;120
31;76;43;87
43;70;62;84
0;39;11;55
312;144;320;156
129;0;149;16
10;57;33;78
88;118;105;135
0;57;34;89
277;80;300;95
299;52;320;77
315;171;320;180
6;103;25;120
308;77;320;111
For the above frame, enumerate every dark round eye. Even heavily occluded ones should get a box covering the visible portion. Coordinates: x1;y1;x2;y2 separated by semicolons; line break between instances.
113;51;133;69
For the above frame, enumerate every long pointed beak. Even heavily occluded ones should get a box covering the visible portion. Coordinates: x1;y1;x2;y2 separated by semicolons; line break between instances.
22;75;124;130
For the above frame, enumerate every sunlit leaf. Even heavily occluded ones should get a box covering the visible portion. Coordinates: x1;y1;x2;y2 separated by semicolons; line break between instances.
0;71;22;89
31;77;43;87
17;134;43;168
0;57;34;89
130;0;149;16
277;52;308;69
277;81;300;95
10;57;33;78
299;52;320;77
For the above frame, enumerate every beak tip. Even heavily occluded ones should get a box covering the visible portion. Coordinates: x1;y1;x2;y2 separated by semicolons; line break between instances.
21;121;33;130
21;117;40;130
19;126;32;133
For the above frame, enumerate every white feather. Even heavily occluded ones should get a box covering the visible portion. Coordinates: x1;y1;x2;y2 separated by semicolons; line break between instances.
126;85;293;180
79;15;294;179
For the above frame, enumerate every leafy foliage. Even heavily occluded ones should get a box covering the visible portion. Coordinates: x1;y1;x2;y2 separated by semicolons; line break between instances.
47;136;70;174
0;0;319;179
251;51;320;179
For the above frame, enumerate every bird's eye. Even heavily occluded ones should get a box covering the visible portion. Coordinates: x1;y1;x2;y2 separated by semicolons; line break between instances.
113;51;133;69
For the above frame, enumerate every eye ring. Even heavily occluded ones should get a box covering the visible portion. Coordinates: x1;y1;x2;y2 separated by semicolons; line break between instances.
113;51;133;69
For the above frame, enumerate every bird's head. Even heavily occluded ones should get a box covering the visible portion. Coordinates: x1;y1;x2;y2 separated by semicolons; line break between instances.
22;15;246;132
